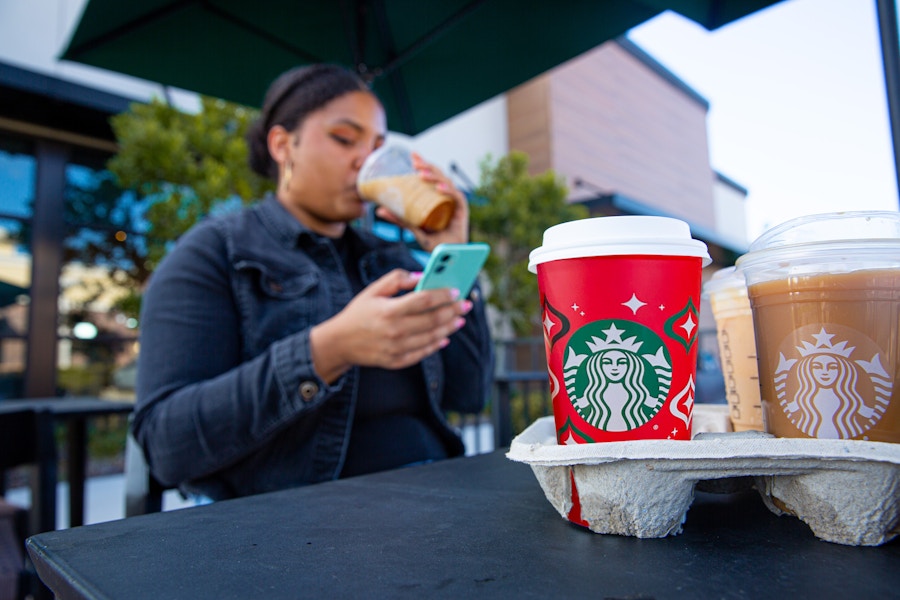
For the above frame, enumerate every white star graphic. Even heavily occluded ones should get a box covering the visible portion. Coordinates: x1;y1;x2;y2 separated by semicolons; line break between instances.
543;312;556;335
603;323;626;343
563;431;579;445
812;327;835;348
622;293;647;315
680;313;697;337
571;302;580;311
658;304;665;311
671;428;679;436
580;311;585;317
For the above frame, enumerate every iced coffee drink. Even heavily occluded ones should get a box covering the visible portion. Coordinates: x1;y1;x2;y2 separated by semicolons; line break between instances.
737;211;900;443
357;145;455;232
703;267;763;431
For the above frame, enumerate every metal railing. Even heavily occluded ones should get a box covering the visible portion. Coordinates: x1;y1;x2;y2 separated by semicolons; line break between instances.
449;337;552;455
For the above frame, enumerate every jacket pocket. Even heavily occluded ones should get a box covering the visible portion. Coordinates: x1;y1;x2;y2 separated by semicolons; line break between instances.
234;261;323;356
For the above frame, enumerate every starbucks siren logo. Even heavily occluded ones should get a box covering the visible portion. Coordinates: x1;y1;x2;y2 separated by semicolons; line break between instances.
564;320;671;431
776;325;891;439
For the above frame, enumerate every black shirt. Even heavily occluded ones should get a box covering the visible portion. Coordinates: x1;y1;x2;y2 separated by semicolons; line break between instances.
332;232;449;477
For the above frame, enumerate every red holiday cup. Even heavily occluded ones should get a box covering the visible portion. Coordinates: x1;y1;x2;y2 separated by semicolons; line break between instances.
529;216;711;444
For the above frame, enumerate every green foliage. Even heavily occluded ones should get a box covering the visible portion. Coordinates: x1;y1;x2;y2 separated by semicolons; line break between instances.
58;364;109;396
108;97;274;277
469;152;588;335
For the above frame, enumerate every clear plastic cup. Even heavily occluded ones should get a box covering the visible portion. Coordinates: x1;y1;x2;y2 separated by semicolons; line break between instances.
528;216;710;443
736;211;900;443
703;266;763;431
357;145;455;231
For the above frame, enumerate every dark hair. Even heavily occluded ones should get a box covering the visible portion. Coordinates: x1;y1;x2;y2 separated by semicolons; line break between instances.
246;64;374;179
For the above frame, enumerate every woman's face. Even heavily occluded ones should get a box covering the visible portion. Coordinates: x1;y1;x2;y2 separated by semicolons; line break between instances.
277;90;386;236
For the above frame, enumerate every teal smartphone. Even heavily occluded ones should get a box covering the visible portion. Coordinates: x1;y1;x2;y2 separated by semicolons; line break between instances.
415;243;490;297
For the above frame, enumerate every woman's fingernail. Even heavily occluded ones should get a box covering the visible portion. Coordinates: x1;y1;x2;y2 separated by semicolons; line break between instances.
454;317;466;329
460;300;473;313
436;182;449;192
410;271;423;282
439;338;450;348
450;288;460;300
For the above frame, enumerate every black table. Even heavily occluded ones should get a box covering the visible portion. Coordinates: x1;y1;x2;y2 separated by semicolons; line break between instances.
0;397;133;532
26;451;900;599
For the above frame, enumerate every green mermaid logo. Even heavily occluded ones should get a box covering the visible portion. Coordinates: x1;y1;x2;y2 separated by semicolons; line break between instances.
565;320;671;431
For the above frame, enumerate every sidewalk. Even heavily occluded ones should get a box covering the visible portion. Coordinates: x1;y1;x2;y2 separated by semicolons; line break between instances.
6;475;196;530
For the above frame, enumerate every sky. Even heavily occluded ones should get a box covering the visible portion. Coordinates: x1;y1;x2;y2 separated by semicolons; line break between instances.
628;0;898;240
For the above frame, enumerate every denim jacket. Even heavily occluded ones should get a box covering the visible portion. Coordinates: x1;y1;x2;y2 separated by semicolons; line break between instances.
134;195;493;499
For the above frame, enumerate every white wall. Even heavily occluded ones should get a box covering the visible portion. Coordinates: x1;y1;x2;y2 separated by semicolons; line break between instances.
397;95;509;192
712;178;750;248
0;0;199;111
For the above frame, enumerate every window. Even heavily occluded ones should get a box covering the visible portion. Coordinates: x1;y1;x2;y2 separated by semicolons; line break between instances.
0;136;33;398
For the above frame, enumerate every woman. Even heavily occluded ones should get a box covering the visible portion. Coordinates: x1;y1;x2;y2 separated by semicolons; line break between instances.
134;64;493;500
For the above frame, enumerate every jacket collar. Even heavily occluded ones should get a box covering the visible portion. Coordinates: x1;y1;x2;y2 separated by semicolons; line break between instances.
255;194;380;251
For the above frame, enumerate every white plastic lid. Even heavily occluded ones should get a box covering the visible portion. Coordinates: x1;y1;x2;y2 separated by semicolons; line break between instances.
528;216;711;273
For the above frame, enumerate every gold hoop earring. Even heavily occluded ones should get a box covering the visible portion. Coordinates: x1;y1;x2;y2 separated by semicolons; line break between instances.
282;160;293;192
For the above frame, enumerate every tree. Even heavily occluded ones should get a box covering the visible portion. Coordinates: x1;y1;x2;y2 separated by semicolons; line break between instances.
105;96;274;315
109;96;273;270
469;151;588;336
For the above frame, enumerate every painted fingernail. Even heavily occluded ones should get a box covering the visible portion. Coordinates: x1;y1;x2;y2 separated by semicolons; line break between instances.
439;338;450;348
450;288;460;300
436;182;450;192
460;300;473;313
410;271;423;282
454;317;466;329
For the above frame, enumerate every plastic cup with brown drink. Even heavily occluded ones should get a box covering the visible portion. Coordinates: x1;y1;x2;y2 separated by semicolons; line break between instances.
736;211;900;443
357;145;455;232
703;266;764;431
528;216;711;444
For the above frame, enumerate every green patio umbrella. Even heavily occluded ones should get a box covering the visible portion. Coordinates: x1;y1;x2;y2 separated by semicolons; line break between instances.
60;0;784;136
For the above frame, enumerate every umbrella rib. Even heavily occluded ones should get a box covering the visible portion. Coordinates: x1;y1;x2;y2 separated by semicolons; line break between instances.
64;0;196;59
202;1;325;64
370;0;413;133
338;0;365;72
377;0;489;77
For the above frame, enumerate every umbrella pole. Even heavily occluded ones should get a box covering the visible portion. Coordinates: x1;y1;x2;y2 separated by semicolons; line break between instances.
876;0;900;205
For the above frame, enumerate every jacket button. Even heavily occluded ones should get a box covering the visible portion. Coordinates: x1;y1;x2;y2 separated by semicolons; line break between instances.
298;381;319;401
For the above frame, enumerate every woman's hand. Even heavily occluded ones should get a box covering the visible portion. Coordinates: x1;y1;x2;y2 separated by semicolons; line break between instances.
309;269;474;384
374;152;469;251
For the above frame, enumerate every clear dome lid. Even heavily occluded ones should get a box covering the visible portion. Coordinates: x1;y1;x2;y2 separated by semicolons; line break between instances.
736;211;900;284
